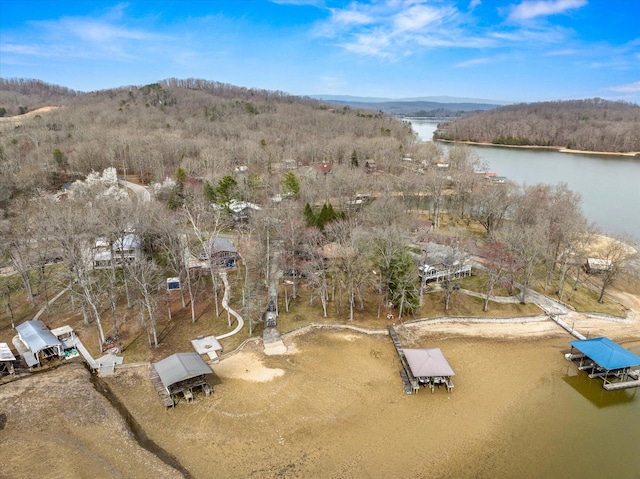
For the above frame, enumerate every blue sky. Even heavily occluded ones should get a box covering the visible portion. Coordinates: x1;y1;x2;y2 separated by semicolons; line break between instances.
1;0;639;103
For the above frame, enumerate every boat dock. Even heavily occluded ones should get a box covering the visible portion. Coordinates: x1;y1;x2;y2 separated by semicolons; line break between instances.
149;364;175;407
388;326;419;394
566;337;640;391
550;315;586;340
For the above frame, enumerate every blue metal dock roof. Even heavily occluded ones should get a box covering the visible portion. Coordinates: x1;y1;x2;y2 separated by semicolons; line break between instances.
570;337;640;370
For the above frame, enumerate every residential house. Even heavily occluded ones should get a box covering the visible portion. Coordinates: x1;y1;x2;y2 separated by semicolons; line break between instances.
202;238;238;268
93;234;142;269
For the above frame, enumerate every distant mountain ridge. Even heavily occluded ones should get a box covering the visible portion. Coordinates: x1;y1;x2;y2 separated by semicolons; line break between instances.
310;94;511;105
310;94;508;117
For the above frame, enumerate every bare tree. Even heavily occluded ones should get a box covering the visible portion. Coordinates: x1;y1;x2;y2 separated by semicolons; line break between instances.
497;222;546;304
182;198;228;318
479;242;517;311
594;235;635;303
469;181;516;236
127;258;162;347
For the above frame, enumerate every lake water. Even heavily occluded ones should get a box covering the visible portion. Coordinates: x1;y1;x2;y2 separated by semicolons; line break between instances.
408;118;640;478
408;119;640;243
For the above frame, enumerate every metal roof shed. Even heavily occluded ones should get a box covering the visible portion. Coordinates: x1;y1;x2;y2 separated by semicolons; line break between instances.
151;353;213;406
15;320;64;367
0;343;16;375
154;352;213;389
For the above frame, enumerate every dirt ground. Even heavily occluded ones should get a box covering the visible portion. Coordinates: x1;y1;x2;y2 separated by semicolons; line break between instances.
2;245;640;478
101;330;574;479
0;363;179;478
2;309;639;478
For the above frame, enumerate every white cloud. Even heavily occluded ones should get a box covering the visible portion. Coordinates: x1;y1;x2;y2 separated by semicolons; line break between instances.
4;5;173;62
315;1;477;57
609;81;640;93
454;57;493;68
508;0;587;21
315;0;578;59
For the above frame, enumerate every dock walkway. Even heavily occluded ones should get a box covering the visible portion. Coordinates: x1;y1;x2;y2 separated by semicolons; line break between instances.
149;364;175;407
388;326;419;394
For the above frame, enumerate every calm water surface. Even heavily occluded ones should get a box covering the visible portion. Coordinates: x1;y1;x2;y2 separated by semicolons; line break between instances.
408;119;640;243
486;354;640;478
409;118;640;478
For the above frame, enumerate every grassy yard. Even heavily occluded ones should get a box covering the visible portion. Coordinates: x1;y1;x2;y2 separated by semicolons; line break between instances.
0;257;630;366
531;274;627;317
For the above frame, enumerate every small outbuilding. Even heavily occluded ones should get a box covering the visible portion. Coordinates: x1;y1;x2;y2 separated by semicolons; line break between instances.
14;320;64;367
403;348;455;393
150;352;214;407
585;257;612;274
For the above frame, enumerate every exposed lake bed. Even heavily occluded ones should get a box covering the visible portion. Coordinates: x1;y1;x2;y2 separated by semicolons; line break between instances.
2;318;639;478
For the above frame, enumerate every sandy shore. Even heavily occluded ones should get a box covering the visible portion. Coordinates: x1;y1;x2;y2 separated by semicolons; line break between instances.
436;139;640;157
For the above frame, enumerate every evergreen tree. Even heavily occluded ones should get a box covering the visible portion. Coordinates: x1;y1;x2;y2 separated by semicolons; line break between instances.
215;175;238;204
351;149;359;168
282;171;301;198
167;190;181;210
203;180;216;202
303;203;316;227
317;204;330;230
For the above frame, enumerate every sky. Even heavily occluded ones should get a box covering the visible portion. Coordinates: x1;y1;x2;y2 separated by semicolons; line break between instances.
1;0;639;104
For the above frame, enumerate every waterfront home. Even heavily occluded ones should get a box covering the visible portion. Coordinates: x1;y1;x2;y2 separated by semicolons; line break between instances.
202;238;238;268
93;234;142;269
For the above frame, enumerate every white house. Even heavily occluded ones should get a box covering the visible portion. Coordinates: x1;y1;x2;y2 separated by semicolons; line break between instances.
93;234;142;269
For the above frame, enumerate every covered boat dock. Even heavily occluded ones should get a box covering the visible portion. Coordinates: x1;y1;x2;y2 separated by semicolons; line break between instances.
13;320;64;368
150;352;214;407
567;337;640;390
388;326;455;394
404;348;455;393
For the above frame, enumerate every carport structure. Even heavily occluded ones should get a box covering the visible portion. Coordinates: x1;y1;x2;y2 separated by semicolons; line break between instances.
568;337;640;390
150;353;214;407
14;320;64;367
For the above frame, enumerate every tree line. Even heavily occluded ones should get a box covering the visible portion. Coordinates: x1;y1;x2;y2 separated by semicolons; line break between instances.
434;98;640;153
1;79;634;356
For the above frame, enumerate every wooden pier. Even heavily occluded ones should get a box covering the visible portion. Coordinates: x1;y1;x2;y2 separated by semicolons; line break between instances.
388;326;419;394
149;364;175;408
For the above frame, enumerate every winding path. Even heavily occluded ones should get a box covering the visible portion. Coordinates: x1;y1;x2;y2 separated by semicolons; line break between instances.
215;271;244;340
118;179;151;203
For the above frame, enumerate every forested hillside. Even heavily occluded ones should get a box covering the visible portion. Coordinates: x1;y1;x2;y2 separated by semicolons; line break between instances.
0;78;414;207
2;78;629;358
434;98;640;153
0;78;79;116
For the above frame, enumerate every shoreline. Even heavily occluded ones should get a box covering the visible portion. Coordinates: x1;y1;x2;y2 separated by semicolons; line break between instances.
435;138;640;158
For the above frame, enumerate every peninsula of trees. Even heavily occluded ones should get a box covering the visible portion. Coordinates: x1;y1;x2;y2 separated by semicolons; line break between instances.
434;98;640;153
